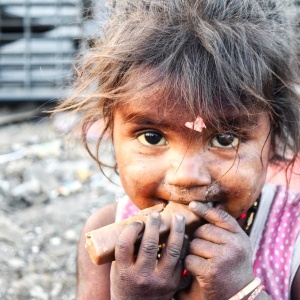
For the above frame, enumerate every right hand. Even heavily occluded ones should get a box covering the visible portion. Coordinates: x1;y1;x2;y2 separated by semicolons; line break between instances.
110;212;187;300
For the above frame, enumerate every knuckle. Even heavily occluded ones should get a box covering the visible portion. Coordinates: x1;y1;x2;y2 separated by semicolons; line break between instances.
118;269;131;282
166;243;182;259
189;239;198;252
135;270;155;287
201;224;213;235
174;225;185;235
232;234;242;248
229;234;247;253
216;209;231;222
135;276;148;287
206;265;218;279
184;254;193;268
141;238;158;255
235;241;249;258
116;239;131;253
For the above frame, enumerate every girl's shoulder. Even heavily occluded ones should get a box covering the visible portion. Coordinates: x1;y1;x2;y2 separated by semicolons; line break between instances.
252;184;300;299
255;184;300;247
262;183;300;204
84;202;118;232
273;184;300;205
77;202;118;300
115;195;140;222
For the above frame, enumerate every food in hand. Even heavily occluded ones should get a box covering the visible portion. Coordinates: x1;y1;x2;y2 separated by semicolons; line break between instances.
85;202;203;265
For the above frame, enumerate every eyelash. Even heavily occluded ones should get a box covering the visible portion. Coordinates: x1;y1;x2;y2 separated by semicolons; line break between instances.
135;130;246;149
210;132;241;148
136;131;167;146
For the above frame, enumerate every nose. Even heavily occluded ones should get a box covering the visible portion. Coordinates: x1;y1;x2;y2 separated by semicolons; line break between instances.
165;151;211;188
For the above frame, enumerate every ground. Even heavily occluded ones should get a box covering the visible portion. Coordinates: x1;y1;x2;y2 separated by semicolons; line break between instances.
0;104;119;300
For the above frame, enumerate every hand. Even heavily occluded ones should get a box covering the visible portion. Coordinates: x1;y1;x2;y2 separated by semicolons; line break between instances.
110;212;187;300
185;202;255;300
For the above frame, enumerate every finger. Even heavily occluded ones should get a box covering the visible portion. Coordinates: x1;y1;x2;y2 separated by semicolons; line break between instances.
193;223;234;244
158;213;185;272
136;211;161;269
189;238;221;259
189;202;240;233
115;221;145;268
184;254;210;277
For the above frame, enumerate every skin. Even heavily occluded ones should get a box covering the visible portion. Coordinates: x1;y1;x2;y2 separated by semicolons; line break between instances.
77;86;300;299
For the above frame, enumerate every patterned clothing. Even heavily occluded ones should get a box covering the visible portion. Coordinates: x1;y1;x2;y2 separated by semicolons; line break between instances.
115;195;140;222
252;185;300;299
115;184;300;299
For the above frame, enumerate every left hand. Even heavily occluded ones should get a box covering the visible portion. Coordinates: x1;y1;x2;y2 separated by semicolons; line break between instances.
110;212;188;300
185;202;255;300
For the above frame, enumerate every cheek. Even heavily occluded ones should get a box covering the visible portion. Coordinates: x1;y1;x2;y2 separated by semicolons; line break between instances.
117;156;162;206
221;150;268;185
239;151;269;184
211;153;268;217
118;155;158;182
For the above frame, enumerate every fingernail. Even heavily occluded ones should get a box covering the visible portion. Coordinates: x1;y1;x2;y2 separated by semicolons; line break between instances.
189;201;197;209
134;220;144;226
175;213;184;221
151;211;160;218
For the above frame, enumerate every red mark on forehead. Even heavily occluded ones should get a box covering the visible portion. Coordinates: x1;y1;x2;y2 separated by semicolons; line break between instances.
185;116;206;132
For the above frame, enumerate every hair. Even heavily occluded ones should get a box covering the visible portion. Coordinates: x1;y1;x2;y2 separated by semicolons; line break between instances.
55;0;300;178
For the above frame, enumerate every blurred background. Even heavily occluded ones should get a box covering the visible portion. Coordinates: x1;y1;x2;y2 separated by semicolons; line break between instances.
0;1;121;299
0;0;299;299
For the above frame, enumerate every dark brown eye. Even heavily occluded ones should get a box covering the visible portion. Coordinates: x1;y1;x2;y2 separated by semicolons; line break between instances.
137;132;167;146
211;133;239;148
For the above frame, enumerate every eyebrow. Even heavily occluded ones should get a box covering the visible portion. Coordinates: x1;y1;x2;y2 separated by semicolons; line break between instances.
221;115;260;129
121;110;261;130
122;112;173;128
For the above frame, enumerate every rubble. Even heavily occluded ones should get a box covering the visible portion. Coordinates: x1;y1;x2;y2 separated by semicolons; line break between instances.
0;107;118;300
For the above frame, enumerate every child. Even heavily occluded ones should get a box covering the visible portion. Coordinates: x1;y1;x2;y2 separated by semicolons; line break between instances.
56;0;300;299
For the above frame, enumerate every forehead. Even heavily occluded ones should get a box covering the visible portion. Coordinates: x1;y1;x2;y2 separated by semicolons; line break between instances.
116;79;268;129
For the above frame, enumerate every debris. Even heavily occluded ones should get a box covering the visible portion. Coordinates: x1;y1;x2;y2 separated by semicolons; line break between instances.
0;149;25;165
0;140;61;165
57;180;83;196
76;169;93;182
26;140;62;158
0;112;116;299
0;108;40;126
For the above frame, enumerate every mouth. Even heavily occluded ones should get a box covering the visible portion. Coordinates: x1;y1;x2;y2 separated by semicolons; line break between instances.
159;198;222;209
158;182;224;207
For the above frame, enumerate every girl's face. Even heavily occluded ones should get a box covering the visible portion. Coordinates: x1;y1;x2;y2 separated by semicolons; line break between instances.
113;88;271;218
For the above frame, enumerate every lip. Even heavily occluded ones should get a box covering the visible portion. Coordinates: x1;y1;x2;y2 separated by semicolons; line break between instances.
156;185;224;206
158;197;221;207
158;194;209;205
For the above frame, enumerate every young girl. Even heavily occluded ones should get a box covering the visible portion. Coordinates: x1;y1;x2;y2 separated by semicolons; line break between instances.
56;0;300;299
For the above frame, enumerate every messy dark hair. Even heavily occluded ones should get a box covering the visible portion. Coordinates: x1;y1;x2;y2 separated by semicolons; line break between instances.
55;0;300;177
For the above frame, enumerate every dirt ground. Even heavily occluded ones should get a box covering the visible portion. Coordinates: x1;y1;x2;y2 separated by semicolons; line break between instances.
0;103;120;300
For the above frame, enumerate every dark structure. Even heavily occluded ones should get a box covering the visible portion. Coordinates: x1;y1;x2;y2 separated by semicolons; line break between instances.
0;0;299;102
0;0;82;101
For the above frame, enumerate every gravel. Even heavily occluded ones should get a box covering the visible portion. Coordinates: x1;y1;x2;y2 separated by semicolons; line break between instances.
0;105;119;300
